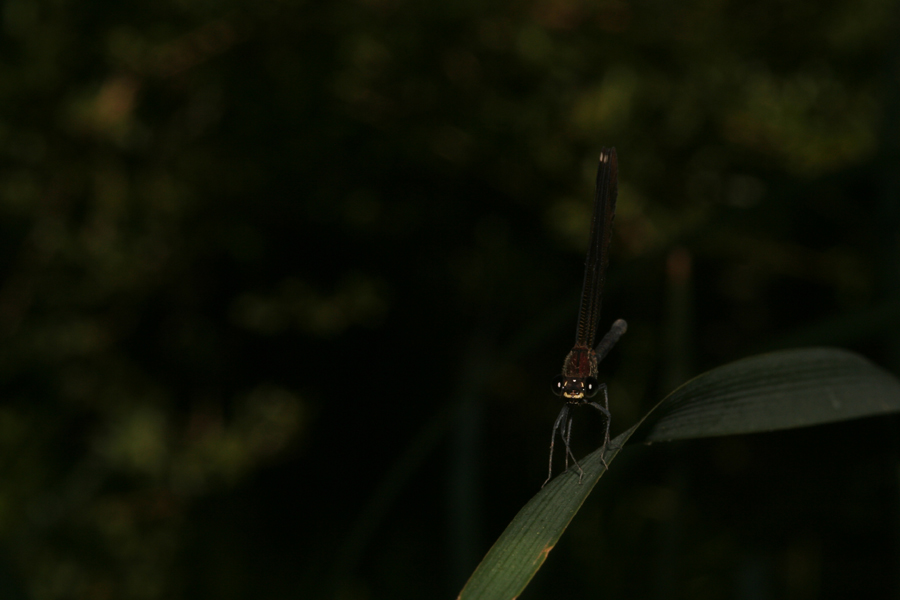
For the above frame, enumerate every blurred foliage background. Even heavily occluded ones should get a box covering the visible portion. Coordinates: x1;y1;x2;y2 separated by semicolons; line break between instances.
1;0;900;598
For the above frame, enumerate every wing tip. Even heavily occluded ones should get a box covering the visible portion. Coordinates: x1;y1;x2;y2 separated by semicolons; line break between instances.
599;146;617;164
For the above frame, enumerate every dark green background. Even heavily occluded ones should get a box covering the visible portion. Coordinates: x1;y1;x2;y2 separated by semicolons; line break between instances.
1;0;899;598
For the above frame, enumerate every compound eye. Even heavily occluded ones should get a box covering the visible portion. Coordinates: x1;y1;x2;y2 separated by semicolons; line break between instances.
584;377;600;398
551;375;565;396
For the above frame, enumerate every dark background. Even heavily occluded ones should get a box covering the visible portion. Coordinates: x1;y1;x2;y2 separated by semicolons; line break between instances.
1;0;900;598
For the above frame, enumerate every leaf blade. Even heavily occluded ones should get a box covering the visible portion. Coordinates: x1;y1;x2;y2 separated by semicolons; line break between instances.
458;347;900;600
630;347;900;444
456;434;632;600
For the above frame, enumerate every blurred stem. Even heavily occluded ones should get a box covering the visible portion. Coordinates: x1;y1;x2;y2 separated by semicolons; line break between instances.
662;247;694;393
330;296;574;596
878;8;900;599
654;247;694;600
448;333;494;591
330;401;459;596
878;1;900;373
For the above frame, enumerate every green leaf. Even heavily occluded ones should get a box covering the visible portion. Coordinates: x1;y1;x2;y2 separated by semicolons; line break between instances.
630;346;900;443
457;347;900;600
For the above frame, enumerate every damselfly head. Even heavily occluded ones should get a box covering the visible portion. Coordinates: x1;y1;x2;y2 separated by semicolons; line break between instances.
552;375;600;400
